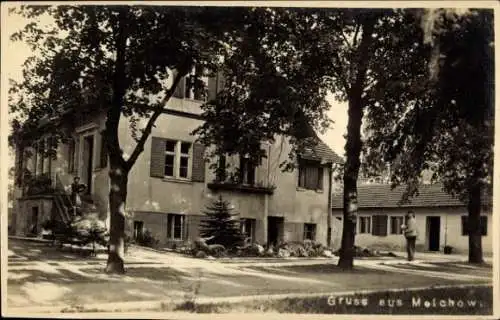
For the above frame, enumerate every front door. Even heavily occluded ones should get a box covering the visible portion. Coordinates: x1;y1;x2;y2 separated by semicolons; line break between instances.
267;216;284;246
427;216;441;251
29;206;39;235
82;135;94;194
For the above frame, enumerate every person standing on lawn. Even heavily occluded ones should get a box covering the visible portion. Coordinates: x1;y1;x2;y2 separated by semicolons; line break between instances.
401;211;418;261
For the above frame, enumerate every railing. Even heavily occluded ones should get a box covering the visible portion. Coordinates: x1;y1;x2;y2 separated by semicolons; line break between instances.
53;193;71;223
54;174;77;221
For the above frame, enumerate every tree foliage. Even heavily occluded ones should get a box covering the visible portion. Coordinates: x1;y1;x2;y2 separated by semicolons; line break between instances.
195;8;437;269
8;5;256;273
364;9;494;263
199;195;244;249
194;8;335;170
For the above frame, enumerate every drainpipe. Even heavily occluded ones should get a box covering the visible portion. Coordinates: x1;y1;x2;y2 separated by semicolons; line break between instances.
327;162;333;247
263;143;271;245
444;213;448;248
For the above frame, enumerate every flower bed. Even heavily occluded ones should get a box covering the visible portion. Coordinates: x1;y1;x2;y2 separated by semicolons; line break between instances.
179;239;335;260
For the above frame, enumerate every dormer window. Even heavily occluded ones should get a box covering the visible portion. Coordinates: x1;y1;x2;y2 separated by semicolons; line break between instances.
298;159;323;190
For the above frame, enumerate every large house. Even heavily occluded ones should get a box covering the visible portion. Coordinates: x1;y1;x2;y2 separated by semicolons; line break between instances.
331;183;493;255
11;71;342;248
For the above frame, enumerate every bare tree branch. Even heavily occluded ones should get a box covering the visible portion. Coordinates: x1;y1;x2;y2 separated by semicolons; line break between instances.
340;30;352;49
124;65;189;170
352;24;361;48
332;51;351;94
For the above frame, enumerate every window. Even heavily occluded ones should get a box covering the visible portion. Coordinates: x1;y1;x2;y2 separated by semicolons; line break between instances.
167;214;185;240
133;220;144;240
174;66;207;101
359;216;372;234
179;142;190;178
240;218;256;243
37;140;45;175
390;216;404;235
303;223;317;241
239;155;256;185
68;139;76;173
461;216;488;236
32;143;38;176
100;133;108;168
298;161;323;190
46;137;55;176
372;215;388;236
216;154;227;182
164;140;191;179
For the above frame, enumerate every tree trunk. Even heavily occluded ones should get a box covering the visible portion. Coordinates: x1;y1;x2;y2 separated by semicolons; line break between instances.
337;15;376;270
105;161;129;274
105;8;128;274
467;184;483;264
338;96;363;270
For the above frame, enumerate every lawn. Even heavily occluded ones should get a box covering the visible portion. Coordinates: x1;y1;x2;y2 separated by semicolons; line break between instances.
172;285;493;315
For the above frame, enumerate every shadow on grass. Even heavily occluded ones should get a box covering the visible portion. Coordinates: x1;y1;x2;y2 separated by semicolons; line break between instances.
9;239;107;262
84;267;188;282
8;268;94;285
250;264;394;275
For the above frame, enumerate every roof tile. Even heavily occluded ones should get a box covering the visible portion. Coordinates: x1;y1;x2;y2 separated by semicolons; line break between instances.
331;183;491;208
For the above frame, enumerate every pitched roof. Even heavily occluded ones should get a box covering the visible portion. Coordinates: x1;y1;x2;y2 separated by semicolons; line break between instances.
300;139;343;164
331;183;491;209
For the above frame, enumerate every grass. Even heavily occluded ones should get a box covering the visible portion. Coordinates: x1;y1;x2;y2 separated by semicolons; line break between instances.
170;285;493;315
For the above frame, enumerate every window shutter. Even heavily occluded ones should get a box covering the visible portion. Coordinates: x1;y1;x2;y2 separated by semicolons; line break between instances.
372;215;388;236
306;166;318;189
74;138;79;175
67;139;75;173
191;143;206;182
172;70;185;98
317;167;324;190
183;215;189;240
167;214;173;239
207;76;217;101
150;137;165;178
298;166;305;187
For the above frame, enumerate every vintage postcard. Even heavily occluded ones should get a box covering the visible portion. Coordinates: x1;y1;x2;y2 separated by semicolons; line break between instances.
1;1;498;319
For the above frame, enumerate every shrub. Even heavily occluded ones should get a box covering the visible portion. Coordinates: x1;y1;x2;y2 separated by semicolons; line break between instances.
195;250;207;259
42;218;78;246
42;215;109;255
71;215;108;247
136;229;159;248
207;244;226;257
238;243;264;257
26;173;54;195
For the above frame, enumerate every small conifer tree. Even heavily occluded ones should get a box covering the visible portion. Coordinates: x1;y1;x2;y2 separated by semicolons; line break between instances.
199;195;244;248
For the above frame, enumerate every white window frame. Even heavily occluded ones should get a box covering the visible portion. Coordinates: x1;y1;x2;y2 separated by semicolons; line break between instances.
164;139;177;178
389;215;405;235
133;220;144;240
167;213;185;240
303;223;317;241
358;215;372;234
239;154;256;185
164;140;193;180
240;218;255;243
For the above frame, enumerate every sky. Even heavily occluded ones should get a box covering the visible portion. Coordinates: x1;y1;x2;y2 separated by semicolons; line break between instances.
3;5;348;162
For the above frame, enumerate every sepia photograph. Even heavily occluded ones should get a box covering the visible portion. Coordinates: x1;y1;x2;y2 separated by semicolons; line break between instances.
1;1;497;319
